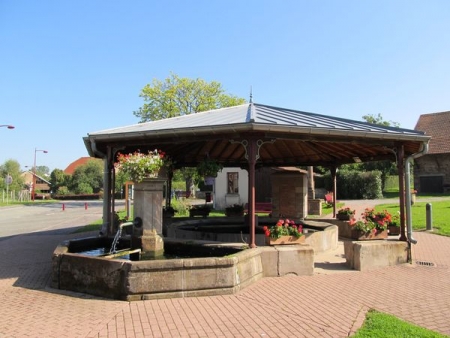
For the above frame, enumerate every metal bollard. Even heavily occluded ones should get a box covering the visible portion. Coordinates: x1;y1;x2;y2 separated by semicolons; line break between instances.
62;203;65;211
426;203;433;231
85;202;88;210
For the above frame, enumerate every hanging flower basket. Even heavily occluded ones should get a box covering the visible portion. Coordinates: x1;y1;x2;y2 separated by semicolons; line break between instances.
115;149;168;183
197;158;223;177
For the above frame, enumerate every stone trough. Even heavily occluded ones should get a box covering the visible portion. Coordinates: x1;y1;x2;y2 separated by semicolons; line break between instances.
51;235;315;301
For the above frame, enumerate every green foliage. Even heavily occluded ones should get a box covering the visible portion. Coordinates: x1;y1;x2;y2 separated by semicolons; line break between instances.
362;113;400;127
337;207;355;216
114;170;129;197
133;72;246;122
263;219;304;239
0;159;25;192
323;169;383;199
70;159;103;193
56;186;70;195
361;171;383;199
35;165;50;177
384;175;399;191
74;182;93;194
361;160;398;189
50;169;71;194
375;199;450;236
171;180;186;190
196;158;223;177
171;198;190;217
352;309;446;337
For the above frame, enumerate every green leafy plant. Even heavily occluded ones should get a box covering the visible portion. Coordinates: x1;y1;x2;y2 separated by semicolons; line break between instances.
115;149;166;183
196;158;223;177
263;219;304;239
337;207;355;216
350;208;390;233
163;206;176;216
225;204;244;216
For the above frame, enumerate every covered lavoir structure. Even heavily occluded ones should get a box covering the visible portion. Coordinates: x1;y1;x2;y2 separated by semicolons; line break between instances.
83;102;430;247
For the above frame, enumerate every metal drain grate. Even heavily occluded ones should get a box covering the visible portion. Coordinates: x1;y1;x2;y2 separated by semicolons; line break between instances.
416;261;436;267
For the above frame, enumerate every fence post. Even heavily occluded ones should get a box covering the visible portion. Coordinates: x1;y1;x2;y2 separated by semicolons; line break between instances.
426;203;433;231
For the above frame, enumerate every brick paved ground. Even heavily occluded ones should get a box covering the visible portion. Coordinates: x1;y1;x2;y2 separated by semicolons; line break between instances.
1;200;449;337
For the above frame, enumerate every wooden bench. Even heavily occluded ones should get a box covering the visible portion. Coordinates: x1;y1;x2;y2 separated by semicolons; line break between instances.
244;202;272;215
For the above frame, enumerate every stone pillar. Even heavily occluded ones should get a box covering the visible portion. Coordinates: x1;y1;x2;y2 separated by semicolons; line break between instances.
271;172;307;219
307;166;315;199
132;178;165;258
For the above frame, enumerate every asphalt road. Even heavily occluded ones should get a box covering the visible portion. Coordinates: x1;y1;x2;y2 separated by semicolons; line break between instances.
0;200;124;238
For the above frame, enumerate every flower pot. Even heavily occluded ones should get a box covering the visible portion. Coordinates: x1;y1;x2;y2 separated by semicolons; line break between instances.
265;235;305;245
225;210;244;217
189;208;210;218
388;225;400;236
337;214;352;221
351;229;388;240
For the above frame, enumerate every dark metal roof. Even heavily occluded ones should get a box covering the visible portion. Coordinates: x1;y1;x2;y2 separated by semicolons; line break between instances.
84;103;430;168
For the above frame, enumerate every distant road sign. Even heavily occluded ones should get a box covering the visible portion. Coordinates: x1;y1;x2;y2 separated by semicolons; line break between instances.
5;175;12;185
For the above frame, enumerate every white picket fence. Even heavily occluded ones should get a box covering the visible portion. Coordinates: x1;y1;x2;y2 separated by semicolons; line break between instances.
1;190;31;203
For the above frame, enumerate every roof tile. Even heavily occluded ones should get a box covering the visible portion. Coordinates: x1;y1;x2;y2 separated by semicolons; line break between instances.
415;111;450;154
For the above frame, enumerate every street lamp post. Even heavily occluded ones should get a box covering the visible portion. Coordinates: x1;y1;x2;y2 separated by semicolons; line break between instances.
0;125;15;129
32;148;48;201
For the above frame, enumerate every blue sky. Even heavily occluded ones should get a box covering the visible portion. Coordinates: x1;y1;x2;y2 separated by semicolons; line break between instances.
1;1;449;172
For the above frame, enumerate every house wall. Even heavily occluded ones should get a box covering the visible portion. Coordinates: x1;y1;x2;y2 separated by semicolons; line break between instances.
214;168;249;210
414;154;450;193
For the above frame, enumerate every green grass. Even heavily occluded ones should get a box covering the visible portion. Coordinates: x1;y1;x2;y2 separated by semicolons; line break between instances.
375;199;450;236
352;309;446;337
73;219;102;233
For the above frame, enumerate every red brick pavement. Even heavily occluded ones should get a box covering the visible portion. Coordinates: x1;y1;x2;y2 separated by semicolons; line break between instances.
1;202;450;337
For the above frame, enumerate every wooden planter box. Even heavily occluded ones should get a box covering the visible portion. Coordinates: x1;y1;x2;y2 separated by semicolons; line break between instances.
336;214;352;221
388;225;400;236
189;209;210;218
225;211;244;217
266;235;305;245
351;229;388;241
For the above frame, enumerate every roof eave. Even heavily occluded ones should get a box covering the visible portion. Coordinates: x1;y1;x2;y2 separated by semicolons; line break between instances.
86;122;430;142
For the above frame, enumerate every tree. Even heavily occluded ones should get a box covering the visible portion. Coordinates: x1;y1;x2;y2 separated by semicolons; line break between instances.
114;170;130;198
132;73;246;193
363;113;400;128
134;73;246;122
0;159;25;192
71;160;103;194
361;114;400;189
50;169;71;195
34;165;50;177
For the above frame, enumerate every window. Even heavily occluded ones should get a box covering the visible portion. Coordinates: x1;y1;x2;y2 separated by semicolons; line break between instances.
227;172;239;193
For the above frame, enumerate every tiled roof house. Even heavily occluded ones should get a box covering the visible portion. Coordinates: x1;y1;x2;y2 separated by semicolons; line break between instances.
64;157;102;175
414;111;450;193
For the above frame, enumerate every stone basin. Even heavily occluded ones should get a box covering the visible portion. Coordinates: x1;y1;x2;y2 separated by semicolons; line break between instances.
52;237;263;301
